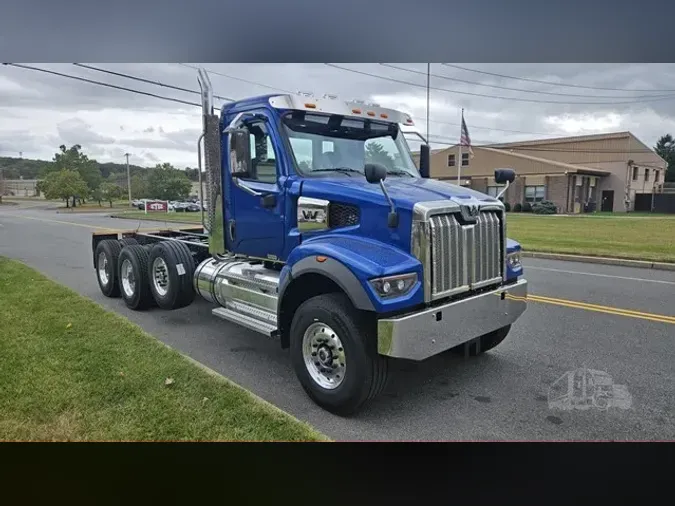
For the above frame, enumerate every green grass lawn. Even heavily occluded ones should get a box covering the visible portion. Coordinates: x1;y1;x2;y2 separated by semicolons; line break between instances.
0;258;327;442
111;208;675;263
112;210;203;224
506;213;675;263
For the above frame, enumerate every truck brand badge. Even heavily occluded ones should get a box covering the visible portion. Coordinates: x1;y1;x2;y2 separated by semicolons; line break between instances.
460;204;479;222
302;210;319;221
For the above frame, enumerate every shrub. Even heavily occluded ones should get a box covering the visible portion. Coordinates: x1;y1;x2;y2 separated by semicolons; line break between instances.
522;202;532;213
504;202;511;212
532;200;557;215
513;203;522;212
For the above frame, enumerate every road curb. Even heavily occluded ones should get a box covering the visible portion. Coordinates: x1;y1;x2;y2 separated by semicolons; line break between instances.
522;251;675;272
157;342;330;442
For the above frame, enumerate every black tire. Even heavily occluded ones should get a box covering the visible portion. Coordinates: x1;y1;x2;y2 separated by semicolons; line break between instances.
119;237;139;247
95;239;122;297
117;245;154;310
289;293;388;416
451;324;512;357
147;241;196;310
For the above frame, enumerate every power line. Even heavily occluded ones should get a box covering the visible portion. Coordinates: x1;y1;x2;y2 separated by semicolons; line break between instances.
441;63;675;93
3;63;202;108
325;63;675;106
181;63;577;137
177;63;296;94
73;63;234;102
380;63;675;100
424;117;558;136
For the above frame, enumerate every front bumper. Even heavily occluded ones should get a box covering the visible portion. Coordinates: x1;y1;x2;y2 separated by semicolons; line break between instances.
377;279;528;361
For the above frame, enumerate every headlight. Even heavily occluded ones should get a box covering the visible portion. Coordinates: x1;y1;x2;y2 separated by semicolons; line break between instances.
507;251;522;269
370;273;417;298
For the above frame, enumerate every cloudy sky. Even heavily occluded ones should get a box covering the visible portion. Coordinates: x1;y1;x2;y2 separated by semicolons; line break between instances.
2;63;675;169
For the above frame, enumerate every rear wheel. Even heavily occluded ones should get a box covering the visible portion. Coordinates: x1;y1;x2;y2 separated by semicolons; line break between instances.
119;237;139;247
289;293;388;416
451;325;512;357
147;241;196;310
117;245;154;310
95;239;122;297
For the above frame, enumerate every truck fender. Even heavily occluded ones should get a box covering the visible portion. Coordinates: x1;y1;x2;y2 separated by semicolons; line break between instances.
279;256;375;313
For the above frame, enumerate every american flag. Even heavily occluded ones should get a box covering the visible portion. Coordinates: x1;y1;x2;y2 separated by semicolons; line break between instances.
460;111;474;158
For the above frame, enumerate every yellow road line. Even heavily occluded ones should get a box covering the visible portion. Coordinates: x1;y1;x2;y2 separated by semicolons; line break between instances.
527;294;675;325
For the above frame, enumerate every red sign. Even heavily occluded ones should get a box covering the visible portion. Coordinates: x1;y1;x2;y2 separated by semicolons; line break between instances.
145;200;168;213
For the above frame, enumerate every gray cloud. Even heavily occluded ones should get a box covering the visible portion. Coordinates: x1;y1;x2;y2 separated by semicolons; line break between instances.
2;63;675;168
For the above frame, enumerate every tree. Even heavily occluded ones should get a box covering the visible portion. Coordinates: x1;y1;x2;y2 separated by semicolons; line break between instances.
130;174;149;199
100;182;123;207
49;145;102;201
41;169;88;208
654;134;675;182
365;141;395;168
147;163;192;201
184;167;200;181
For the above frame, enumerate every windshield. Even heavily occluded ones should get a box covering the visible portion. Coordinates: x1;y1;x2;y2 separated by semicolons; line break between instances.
281;111;420;178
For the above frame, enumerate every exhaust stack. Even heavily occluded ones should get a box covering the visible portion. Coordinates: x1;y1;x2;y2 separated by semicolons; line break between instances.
196;68;225;254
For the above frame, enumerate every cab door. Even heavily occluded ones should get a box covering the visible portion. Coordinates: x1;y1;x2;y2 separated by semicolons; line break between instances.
224;109;285;260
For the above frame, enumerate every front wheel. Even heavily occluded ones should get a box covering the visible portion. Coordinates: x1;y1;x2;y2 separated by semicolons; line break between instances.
289;293;388;416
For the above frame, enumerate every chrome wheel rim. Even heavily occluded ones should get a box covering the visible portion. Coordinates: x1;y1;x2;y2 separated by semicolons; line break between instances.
97;252;109;286
302;322;346;390
152;257;169;297
120;259;136;298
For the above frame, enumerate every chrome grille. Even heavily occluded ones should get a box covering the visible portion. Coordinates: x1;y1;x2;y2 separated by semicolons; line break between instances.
428;211;503;298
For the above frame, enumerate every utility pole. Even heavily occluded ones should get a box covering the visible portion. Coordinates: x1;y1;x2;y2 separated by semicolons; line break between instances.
125;153;132;207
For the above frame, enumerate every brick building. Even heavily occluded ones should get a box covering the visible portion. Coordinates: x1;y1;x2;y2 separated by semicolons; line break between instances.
413;131;667;213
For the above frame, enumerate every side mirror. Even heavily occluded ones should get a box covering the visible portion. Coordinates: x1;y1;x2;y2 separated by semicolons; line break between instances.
419;144;430;179
364;163;387;184
494;168;516;184
229;129;251;178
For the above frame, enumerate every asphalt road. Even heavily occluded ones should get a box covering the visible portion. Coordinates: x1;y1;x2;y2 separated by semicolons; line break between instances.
1;202;674;441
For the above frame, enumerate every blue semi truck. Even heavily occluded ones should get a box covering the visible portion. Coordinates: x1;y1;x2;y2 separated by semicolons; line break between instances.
92;68;528;415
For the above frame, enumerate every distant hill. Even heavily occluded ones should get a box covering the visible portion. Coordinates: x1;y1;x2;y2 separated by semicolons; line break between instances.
0;156;199;182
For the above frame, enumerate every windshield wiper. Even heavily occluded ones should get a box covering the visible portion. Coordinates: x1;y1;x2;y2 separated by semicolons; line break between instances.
312;167;364;177
387;169;415;177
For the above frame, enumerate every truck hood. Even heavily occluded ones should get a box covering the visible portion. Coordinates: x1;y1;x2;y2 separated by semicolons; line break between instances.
298;176;503;254
300;176;501;210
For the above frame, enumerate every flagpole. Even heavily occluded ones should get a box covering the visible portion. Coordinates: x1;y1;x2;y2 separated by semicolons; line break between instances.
426;63;430;145
457;108;463;185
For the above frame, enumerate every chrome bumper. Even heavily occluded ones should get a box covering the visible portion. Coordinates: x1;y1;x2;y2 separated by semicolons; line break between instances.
377;279;528;361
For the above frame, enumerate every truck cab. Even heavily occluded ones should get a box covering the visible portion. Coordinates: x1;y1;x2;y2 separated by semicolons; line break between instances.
92;69;527;415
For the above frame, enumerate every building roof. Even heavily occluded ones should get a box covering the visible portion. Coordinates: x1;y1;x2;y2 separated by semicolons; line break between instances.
483;131;633;148
413;130;666;169
478;147;610;175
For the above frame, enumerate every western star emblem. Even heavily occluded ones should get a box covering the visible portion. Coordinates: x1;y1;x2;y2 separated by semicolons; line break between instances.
460;203;480;222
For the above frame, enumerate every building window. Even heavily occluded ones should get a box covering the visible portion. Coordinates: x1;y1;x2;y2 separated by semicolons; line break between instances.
644;168;650;182
632;166;638;181
486;186;504;199
655;171;660;183
447;154;455;167
461;153;469;167
525;185;545;203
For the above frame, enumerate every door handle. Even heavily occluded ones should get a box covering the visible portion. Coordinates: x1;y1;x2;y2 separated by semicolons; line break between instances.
233;177;261;197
